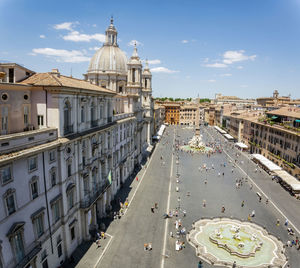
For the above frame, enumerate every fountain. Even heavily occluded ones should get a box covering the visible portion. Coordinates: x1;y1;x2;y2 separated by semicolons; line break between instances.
187;218;287;268
180;127;213;153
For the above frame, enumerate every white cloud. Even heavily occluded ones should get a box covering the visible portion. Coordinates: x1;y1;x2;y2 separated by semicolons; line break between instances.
207;79;216;82
92;24;97;27
204;50;256;69
203;57;209;63
220;73;232;77
147;59;161;65
181;40;188;44
89;46;101;51
150;67;179;74
223;50;256;64
237;66;243;69
240;84;248;88
39;35;46;39
63;31;105;42
204;63;228;68
53;22;78;31
32;48;90;63
128;40;143;47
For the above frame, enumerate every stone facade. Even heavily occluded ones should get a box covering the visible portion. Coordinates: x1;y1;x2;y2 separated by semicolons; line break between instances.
0;20;157;268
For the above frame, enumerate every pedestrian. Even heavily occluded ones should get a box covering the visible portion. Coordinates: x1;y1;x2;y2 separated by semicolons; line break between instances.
203;200;206;207
221;205;225;213
155;203;158;209
276;219;280;226
136;176;138;182
232;261;237;268
241;200;245;207
248;214;252;221
251;210;255;217
151;207;154;213
285;219;288;226
198;261;203;268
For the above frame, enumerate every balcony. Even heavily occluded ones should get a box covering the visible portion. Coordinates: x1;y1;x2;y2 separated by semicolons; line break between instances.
63;124;73;135
80;180;110;209
91;120;98;128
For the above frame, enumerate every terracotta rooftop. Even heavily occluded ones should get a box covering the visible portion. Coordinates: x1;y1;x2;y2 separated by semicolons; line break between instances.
266;107;300;118
20;71;115;94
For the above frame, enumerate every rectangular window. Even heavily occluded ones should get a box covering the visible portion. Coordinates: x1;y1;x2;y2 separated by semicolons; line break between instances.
9;68;14;83
1;107;8;134
67;191;74;210
1;165;12;184
42;259;48;268
52;201;60;223
31;180;38;199
70;226;75;240
83;177;89;196
51;170;56;187
24;106;29;126
49;150;56;162
6;194;16;215
56;235;62;257
81;106;85;123
34;214;44;238
28;156;37;172
12;232;24;262
67;163;72;177
37;115;44;127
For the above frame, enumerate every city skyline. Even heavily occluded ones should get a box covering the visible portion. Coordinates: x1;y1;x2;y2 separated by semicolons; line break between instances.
1;0;300;99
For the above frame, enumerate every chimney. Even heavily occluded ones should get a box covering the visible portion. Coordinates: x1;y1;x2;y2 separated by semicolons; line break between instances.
51;68;60;77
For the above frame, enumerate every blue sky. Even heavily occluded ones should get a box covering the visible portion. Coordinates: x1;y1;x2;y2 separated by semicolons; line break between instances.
1;0;300;99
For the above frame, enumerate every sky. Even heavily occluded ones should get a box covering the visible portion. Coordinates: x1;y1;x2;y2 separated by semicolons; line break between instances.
1;0;300;99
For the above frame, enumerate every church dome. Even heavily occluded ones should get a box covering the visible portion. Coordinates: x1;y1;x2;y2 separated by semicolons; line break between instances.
87;18;128;75
88;45;128;74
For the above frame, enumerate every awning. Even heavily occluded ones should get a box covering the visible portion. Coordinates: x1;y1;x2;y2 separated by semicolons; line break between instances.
224;133;234;140
235;142;248;149
251;154;282;171
214;126;227;134
157;124;166;137
295;119;300;123
271;116;278;120
273;170;300;192
146;145;153;153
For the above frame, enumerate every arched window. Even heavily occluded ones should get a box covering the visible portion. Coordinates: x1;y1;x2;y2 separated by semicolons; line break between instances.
91;102;96;127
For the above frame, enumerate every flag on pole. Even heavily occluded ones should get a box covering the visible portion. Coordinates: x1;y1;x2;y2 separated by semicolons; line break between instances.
108;170;112;185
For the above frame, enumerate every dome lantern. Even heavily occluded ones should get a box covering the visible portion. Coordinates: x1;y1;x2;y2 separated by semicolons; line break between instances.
105;16;118;46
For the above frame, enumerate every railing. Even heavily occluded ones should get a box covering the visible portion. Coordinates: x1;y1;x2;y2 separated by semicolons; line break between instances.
113;113;134;121
63;124;73;135
80;180;110;209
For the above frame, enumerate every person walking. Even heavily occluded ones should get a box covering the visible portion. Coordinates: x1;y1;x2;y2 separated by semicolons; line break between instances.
232;261;237;267
241;200;245;207
198;261;203;268
151;207;155;213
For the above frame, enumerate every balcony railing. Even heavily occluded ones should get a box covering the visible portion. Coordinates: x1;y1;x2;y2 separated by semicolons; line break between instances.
80;180;110;209
63;124;73;135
